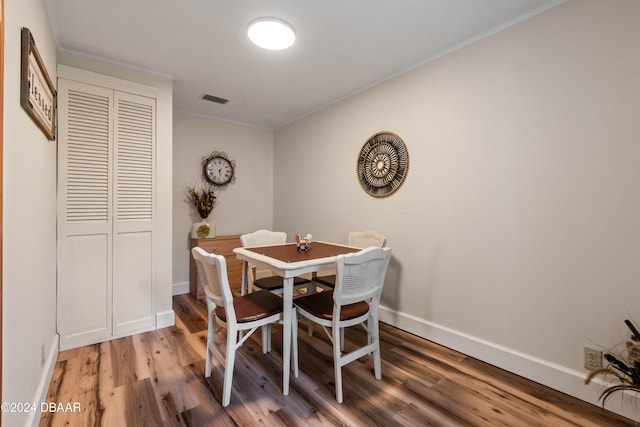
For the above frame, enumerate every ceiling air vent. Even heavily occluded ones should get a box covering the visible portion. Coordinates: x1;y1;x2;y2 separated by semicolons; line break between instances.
202;94;229;104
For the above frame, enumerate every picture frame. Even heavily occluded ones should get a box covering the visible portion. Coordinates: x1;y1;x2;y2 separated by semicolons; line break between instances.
20;27;56;140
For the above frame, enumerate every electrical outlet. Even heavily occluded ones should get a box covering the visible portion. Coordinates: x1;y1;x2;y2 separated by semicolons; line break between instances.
41;344;45;367
584;347;602;370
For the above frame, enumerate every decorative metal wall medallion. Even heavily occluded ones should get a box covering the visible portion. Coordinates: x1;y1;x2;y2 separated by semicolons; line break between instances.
357;131;409;197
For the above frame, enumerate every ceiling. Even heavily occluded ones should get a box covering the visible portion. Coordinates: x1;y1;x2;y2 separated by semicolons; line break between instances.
44;0;561;129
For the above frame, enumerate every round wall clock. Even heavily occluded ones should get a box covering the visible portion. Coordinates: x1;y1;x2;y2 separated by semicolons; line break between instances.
202;151;236;189
357;131;409;197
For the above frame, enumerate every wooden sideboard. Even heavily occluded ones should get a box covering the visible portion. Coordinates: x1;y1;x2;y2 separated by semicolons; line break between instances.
190;234;243;299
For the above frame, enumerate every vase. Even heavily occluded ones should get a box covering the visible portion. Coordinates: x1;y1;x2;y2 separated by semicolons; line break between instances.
191;219;216;239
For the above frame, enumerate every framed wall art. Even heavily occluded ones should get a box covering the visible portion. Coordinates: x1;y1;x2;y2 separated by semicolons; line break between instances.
357;131;409;197
20;27;56;140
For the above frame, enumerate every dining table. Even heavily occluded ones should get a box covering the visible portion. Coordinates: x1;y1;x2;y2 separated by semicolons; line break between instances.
233;241;360;395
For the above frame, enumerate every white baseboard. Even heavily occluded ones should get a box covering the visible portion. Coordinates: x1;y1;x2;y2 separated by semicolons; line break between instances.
27;334;59;427
156;309;175;329
173;281;189;296
378;304;638;421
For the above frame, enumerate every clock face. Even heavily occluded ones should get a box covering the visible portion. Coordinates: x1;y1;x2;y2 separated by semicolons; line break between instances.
202;152;236;188
357;132;409;197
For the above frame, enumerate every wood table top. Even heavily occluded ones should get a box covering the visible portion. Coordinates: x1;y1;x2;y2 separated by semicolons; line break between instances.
245;242;359;263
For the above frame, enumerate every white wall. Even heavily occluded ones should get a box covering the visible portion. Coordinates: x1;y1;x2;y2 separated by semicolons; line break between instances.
274;0;640;418
172;111;274;291
2;0;58;426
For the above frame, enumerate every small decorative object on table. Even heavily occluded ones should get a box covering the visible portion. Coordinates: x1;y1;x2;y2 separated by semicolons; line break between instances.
585;319;640;407
295;233;312;251
186;184;216;238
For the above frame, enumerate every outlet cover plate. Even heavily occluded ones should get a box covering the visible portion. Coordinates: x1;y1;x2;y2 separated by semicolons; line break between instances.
584;347;603;370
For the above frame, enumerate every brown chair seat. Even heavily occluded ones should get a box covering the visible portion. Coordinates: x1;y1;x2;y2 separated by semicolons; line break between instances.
254;275;311;292
313;274;336;288
216;290;283;323
294;290;368;321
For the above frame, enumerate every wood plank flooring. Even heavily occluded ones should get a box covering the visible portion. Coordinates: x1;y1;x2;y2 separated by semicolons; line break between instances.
40;293;635;426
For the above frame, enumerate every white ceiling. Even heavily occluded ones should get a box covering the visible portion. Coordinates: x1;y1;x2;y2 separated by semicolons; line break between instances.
44;0;562;129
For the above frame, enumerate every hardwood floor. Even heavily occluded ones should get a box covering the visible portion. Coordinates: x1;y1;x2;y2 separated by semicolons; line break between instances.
40;293;634;426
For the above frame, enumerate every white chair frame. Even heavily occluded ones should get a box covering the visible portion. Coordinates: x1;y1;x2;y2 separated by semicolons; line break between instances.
347;230;387;249
311;230;387;346
293;246;391;403
192;246;292;407
313;230;387;290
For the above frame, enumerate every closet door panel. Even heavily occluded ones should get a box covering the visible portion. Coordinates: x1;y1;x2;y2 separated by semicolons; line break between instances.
113;231;153;334
112;91;156;334
57;79;114;350
58;234;111;349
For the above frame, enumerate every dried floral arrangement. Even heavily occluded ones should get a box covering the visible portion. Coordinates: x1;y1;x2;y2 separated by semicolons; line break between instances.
585;319;640;407
186;185;216;219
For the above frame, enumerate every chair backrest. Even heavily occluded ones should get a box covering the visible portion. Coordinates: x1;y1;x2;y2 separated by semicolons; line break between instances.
240;230;287;282
191;247;236;323
348;230;387;249
334;247;391;307
240;229;287;247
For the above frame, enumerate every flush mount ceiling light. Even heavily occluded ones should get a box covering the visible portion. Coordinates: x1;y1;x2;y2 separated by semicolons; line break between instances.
248;17;296;50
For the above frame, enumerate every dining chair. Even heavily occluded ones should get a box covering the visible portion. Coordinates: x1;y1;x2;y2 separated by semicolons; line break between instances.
292;246;392;403
313;230;387;289
192;246;289;407
240;229;311;295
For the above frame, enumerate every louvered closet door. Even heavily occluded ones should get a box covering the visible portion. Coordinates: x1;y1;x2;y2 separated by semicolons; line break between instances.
112;91;156;335
58;78;157;349
57;79;114;350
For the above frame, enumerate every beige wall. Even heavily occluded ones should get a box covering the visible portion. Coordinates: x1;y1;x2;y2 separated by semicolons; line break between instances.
2;0;58;425
274;0;640;416
172;111;274;290
5;0;638;423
